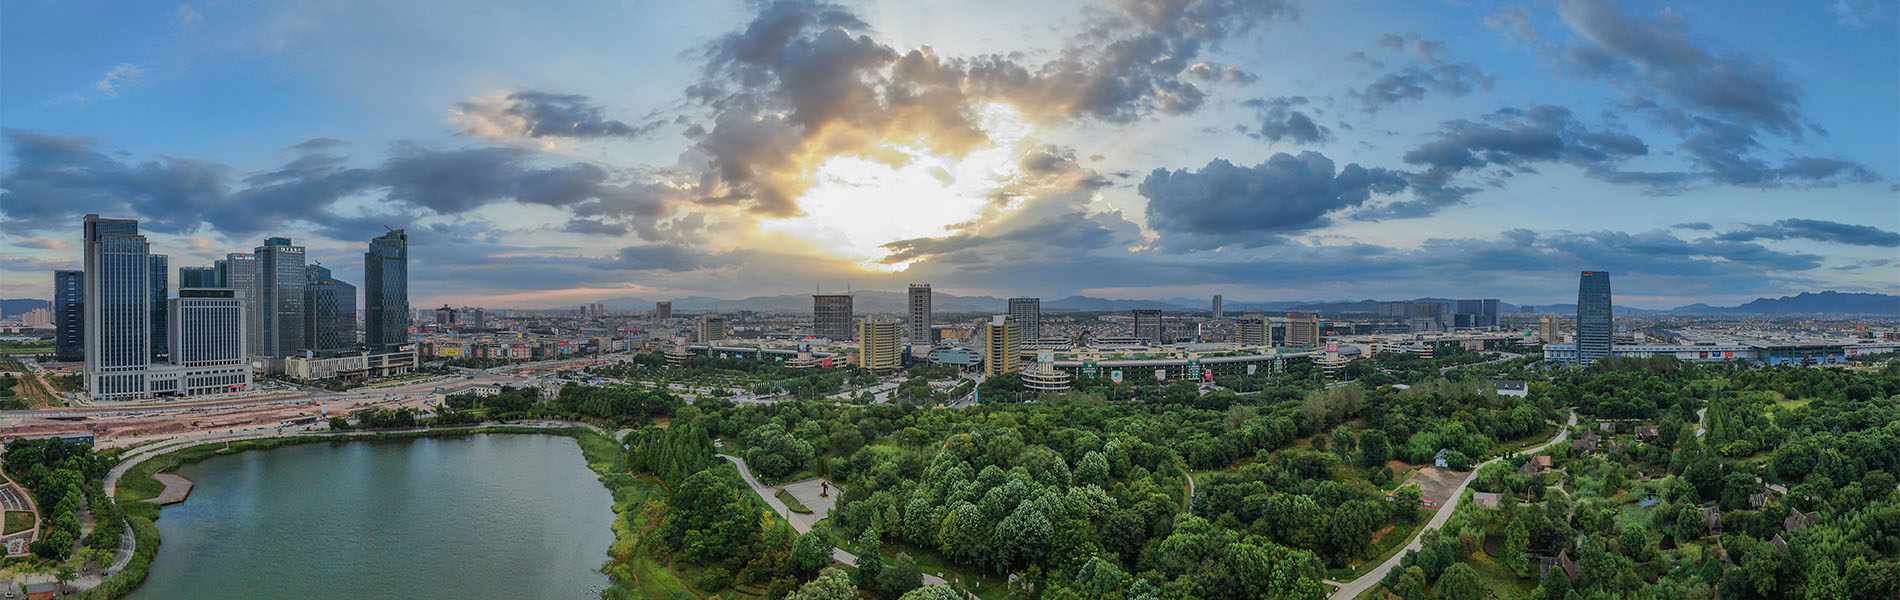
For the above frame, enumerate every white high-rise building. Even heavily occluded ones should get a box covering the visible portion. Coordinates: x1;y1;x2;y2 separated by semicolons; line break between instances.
167;288;251;395
84;215;152;400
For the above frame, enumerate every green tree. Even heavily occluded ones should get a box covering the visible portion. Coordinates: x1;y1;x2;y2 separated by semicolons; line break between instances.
788;567;860;600
879;552;923;599
1433;563;1483;600
792;531;832;578
899;585;964;600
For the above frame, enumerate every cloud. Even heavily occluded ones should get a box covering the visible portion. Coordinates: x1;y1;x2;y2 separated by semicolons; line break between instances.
0;128;683;242
1484;7;1539;43
682;0;1296;217
1350;33;1493;111
1675;117;1879;187
1243;96;1330;144
453;91;665;144
1830;0;1886;29
1671;222;1713;230
175;4;203;29
563;218;629;236
94;64;145;96
1355;104;1648;217
1715;218;1900;247
1139;151;1407;249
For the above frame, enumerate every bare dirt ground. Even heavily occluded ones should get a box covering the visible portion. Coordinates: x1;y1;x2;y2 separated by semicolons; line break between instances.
1409;466;1467;507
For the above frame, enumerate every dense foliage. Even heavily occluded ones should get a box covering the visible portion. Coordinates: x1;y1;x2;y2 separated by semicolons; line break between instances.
3;439;120;562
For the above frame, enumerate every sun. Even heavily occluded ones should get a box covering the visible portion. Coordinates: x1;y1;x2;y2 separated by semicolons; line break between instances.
760;103;1033;270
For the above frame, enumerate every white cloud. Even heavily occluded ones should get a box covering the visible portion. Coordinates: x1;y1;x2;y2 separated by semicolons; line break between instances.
95;64;145;96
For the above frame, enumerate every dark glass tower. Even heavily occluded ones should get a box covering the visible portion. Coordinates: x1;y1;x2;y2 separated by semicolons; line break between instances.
364;229;410;352
254;237;306;359
303;264;357;357
54;270;84;362
149;254;168;361
1576;271;1612;365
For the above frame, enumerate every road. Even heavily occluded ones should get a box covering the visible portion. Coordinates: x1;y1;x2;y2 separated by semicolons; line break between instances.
1327;409;1576;600
717;453;946;586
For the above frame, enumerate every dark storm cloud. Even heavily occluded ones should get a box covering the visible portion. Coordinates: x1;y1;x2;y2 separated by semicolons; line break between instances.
1403;105;1647;173
1715;219;1900;248
0;129;682;241
563;218;630;236
1243;97;1330;144
1676;118;1879;187
1138;151;1407;249
455;91;665;141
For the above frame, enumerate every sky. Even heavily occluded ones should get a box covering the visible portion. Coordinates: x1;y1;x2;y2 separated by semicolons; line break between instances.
2;0;1896;309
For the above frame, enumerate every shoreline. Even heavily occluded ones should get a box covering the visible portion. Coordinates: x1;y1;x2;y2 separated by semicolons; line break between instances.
84;423;625;600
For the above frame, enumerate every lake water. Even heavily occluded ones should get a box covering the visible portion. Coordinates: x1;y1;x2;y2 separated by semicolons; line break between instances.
129;434;616;600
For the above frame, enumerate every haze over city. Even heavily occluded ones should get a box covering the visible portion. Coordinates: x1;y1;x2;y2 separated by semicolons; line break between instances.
2;0;1895;309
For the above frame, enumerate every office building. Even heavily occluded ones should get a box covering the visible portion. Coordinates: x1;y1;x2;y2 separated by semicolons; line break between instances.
982;315;1020;377
1404;302;1445;328
54;270;83;362
1132;309;1163;344
1008;297;1041;341
1237;313;1269;346
364;229;410;352
1285;311;1320;347
303;265;356;357
435;305;458;326
1212;294;1224;319
1576;271;1613;364
1453;299;1500;329
221;253;259;357
654;301;672;320
908;284;932;345
83;215;152;400
149;254;168;361
179;266;219;289
812;293;854;340
1538;314;1560;344
698;314;728;342
168;288;251;395
857;317;903;371
465;308;485;330
253;238;306;362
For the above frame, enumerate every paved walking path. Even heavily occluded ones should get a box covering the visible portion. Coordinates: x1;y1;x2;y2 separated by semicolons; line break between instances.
1327;410;1576;600
717;453;947;586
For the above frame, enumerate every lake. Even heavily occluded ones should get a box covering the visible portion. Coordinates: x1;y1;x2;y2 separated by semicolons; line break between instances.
129;433;616;600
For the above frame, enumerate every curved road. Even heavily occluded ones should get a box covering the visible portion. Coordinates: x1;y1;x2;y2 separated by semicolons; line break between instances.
717;454;947;586
1328;410;1576;600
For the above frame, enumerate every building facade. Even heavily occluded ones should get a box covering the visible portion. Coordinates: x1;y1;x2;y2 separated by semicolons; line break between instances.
857;317;903;371
982;314;1020;377
1237;313;1269;346
1538;314;1560;344
1008;297;1042;341
179;266;219;288
84;215;151;400
1576;271;1612;364
698;314;729;342
1132;309;1163;344
167;288;251;395
812;293;854;340
53;269;83;362
1285;311;1320;348
908;284;932;346
654;301;672;320
303;264;357;357
1211;295;1224;319
149;254;168;361
364;229;410;352
255;237;307;360
221;253;259;358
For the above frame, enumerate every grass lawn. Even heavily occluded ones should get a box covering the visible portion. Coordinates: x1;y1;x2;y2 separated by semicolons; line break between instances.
1465;550;1536;598
3;510;33;535
882;541;1010;600
1772;397;1814;412
777;489;813;514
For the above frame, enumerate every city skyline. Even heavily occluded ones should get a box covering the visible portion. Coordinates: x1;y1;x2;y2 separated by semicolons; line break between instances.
2;0;1896;308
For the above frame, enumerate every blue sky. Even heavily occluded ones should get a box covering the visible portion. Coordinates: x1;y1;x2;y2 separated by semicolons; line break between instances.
2;0;1895;309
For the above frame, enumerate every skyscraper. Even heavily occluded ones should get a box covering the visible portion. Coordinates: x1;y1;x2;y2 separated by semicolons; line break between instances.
179;266;219;288
812;293;853;340
1132;309;1163;344
1576;271;1612;365
1285;311;1320;347
1453;298;1500;328
222;253;259;358
1008;297;1041;341
255;237;307;360
982;315;1020;377
84;215;151;400
149;254;168;361
168;288;252;395
1538;314;1560;344
365;229;410;352
698;314;728;342
654;301;672;320
907;284;932;346
1211;294;1224;319
303;264;357;357
54;269;84;362
857;317;902;371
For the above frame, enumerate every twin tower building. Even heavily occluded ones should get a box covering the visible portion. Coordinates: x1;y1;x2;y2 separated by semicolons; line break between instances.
73;214;410;401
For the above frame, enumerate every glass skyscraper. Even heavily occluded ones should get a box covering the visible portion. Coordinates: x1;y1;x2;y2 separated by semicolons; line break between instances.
255;237;307;360
149;254;168;361
84;214;151;399
1008;297;1041;340
54;269;84;362
180;266;219;288
1576;271;1613;365
364;229;410;352
303;264;357;357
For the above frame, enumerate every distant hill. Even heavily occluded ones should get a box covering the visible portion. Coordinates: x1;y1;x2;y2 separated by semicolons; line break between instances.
1673;291;1900;315
0;298;49;319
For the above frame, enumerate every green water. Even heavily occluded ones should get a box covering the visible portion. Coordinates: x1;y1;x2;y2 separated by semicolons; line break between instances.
129;434;616;600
